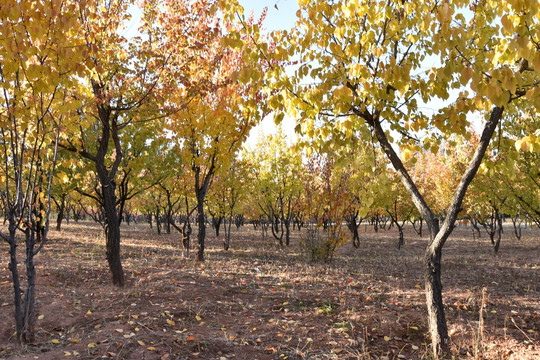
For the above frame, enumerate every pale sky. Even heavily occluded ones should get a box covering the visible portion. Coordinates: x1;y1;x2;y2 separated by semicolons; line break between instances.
239;0;299;149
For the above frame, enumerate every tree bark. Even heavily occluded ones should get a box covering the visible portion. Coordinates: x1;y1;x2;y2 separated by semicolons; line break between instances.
196;193;206;261
101;180;124;286
22;230;37;343
7;222;23;341
55;194;66;231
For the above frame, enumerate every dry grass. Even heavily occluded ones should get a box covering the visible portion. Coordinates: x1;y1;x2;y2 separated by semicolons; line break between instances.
0;220;539;359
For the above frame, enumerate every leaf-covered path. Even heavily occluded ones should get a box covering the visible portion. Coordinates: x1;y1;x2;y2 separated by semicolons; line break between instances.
1;221;539;359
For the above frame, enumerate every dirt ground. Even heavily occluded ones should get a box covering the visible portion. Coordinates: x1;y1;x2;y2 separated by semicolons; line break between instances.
0;220;539;359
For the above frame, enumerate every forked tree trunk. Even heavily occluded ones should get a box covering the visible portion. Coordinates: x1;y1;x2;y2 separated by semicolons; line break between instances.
511;215;522;240
361;106;503;359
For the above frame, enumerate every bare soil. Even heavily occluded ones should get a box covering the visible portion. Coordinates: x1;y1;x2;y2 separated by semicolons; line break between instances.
1;221;539;359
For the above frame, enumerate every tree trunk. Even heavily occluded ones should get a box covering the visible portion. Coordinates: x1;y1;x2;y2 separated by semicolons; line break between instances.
147;213;153;228
213;216;223;237
7;223;23;341
22;230;37;343
424;244;449;358
165;215;171;234
511;215;522;240
102;182;124;286
284;218;291;246
413;218;423;237
224;218;232;251
56;194;66;231
397;224;404;250
196;194;206;261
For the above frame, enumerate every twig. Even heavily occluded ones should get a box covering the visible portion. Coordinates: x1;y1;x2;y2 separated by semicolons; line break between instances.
511;317;538;345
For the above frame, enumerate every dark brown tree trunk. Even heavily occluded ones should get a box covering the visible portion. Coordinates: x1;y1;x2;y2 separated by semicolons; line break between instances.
7;223;23;341
196;194;206;261
213;216;223;237
424;243;449;358
413;218;423;237
22;230;37;343
511;215;522;240
56;194;66;231
101;181;124;286
224;219;232;251
94;118;124;285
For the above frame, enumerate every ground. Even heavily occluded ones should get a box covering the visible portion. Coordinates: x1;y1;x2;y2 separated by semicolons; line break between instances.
0;220;539;360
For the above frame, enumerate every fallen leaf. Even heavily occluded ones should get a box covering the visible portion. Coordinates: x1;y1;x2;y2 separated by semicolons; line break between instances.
166;319;175;326
147;346;156;351
88;343;97;348
187;336;195;342
38;315;44;320
138;340;145;346
384;336;391;341
51;339;60;344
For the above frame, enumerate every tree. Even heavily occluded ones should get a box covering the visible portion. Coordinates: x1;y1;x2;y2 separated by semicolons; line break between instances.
247;129;303;247
0;0;84;341
160;2;269;261
206;159;248;250
230;0;540;357
58;0;165;286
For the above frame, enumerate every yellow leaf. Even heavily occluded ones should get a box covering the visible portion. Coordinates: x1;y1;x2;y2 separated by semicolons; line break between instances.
166;319;175;326
88;343;97;348
383;336;391;341
501;15;514;33
516;139;531;152
401;149;412;162
460;67;472;85
533;52;540;73
51;339;60;344
410;326;419;331
38;315;44;320
195;315;202;321
147;346;156;351
137;340;145;346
